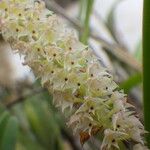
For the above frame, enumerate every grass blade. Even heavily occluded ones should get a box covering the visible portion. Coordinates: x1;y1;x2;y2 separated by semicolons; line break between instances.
0;116;19;150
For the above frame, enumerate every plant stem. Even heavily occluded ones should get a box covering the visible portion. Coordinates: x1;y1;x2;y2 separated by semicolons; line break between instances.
143;0;150;147
80;0;94;44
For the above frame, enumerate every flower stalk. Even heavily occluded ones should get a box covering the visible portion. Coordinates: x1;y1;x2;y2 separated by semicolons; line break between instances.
0;0;148;149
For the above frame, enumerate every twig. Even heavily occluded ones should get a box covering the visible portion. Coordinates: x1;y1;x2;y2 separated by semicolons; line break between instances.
44;0;142;72
5;88;45;108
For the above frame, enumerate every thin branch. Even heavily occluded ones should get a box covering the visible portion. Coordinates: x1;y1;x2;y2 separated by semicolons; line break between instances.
5;88;45;108
44;0;142;72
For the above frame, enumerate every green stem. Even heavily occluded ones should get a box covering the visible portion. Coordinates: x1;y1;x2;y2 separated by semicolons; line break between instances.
143;0;150;147
78;0;86;21
80;0;94;44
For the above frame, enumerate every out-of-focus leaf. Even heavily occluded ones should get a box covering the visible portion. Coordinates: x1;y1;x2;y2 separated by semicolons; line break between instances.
0;111;10;143
78;0;86;21
120;73;142;93
24;93;64;150
16;132;44;150
0;116;19;150
106;0;125;45
11;104;45;150
79;0;94;44
134;40;142;62
0;104;7;114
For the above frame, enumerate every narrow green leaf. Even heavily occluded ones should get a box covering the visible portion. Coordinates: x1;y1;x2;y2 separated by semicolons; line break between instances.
106;0;121;43
143;0;150;147
80;0;94;44
16;133;44;150
134;40;142;62
120;73;142;93
24;94;63;150
78;0;86;21
0;105;6;114
0;116;19;150
0;112;10;143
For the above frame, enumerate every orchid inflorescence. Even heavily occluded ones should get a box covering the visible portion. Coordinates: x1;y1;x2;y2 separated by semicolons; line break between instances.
0;0;148;149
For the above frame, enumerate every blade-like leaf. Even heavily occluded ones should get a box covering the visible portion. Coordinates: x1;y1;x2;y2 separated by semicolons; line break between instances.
0;112;10;143
120;73;142;93
143;0;150;147
79;0;94;44
0;116;19;150
106;0;126;47
24;94;64;150
134;40;142;62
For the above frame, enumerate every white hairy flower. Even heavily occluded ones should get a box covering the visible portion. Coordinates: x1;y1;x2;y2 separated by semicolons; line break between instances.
0;0;148;149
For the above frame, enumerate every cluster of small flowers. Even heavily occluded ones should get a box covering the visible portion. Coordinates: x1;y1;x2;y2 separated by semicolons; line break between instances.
0;0;148;149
